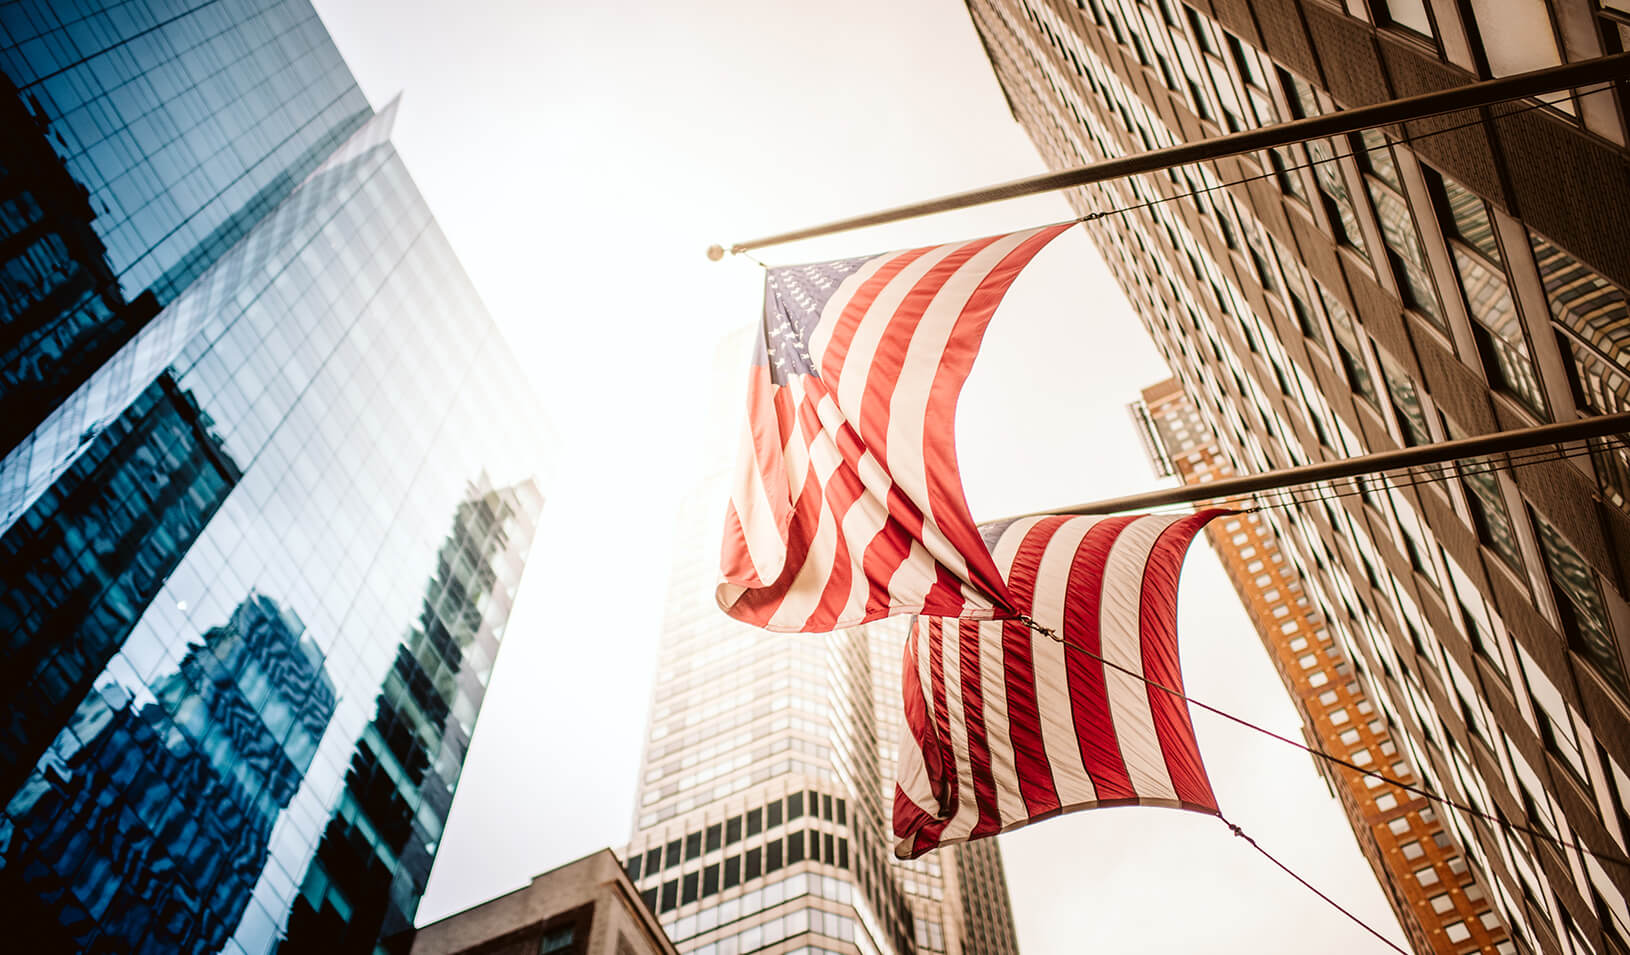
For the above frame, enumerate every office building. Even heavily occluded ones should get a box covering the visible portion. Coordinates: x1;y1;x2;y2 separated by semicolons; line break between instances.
969;2;1630;953
1135;377;1511;953
407;849;678;955
0;2;548;952
619;333;1022;954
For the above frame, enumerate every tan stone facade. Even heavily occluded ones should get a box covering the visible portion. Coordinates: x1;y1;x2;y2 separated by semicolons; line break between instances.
407;850;676;955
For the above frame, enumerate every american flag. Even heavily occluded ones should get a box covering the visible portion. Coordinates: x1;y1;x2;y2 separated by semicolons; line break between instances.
892;510;1227;858
717;224;1074;633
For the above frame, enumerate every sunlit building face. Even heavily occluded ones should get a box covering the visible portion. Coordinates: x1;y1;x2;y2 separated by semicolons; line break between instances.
967;2;1630;954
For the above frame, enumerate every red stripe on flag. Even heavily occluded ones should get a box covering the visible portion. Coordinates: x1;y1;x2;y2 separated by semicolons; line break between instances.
1139;510;1225;813
854;238;999;469
820;246;934;392
727;393;827;627
1062;515;1139;802
921;225;1073;611
721;368;789;586
1001;518;1067;818
954;617;1004;839
915;616;959;854
790;383;862;632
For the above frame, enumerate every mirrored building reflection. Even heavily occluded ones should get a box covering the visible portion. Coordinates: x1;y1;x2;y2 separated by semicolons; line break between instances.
0;2;550;952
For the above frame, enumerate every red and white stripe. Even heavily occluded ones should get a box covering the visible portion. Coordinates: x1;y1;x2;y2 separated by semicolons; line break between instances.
718;224;1073;633
892;510;1227;859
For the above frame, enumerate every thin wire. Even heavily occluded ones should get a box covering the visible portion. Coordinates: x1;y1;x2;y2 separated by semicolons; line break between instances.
1246;441;1608;514
1019;618;1630;872
1218;815;1411;953
1069;82;1610;228
1116;438;1613;518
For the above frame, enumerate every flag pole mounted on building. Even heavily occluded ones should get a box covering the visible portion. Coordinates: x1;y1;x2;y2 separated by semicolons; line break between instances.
706;51;1630;261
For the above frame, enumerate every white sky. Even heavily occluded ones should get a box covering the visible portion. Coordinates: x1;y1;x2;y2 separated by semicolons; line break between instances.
309;2;1408;951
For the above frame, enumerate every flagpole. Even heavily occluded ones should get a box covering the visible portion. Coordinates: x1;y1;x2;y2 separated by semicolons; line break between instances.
707;52;1630;260
1003;412;1630;519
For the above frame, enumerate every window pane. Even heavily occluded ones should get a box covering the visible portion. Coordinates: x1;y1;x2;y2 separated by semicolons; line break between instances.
1534;515;1627;698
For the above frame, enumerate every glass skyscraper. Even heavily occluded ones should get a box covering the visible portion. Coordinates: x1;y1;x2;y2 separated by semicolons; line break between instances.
0;2;548;952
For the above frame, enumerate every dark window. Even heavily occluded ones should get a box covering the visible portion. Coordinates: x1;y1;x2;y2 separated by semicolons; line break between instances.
644;847;661;875
660;880;678;911
787;831;805;864
767;840;784;872
724;855;741;889
703;863;719;897
705;823;722;853
836;799;846;826
626;855;642;881
747;808;763;836
824;832;835;863
745;847;762;881
726;815;742;844
822;794;833;821
838;838;849;869
664;840;681;869
1534;514;1628;699
682;872;699;905
787;792;803;820
768;801;783;828
541;927;574;954
684;832;702;860
641;888;658;911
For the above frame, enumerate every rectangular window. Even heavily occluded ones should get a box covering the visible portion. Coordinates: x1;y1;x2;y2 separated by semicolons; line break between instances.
685;832;702;860
1455;247;1546;414
703;863;719;897
664;840;681;869
747;808;762;836
768;801;783;828
745;847;762;881
836;798;846;825
644;847;661;876
1321;287;1381;408
1379;356;1430;446
706;824;722;853
682;871;699;905
1535;514;1628;699
724;855;741;889
767;840;784;873
787;832;805;864
661;880;678;911
626;855;642;881
726;815;742;844
1368;184;1442;325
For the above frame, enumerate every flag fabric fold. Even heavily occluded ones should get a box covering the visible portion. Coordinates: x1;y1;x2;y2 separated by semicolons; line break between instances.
892;509;1228;859
717;224;1074;633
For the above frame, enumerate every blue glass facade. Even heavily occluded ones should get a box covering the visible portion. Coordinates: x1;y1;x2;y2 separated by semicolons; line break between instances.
0;3;549;952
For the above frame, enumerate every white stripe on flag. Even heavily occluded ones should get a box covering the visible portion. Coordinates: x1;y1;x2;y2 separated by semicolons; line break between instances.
1028;517;1102;807
1099;514;1185;802
882;232;1038;588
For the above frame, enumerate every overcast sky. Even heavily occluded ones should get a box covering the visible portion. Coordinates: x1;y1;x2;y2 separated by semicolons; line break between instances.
309;1;1407;951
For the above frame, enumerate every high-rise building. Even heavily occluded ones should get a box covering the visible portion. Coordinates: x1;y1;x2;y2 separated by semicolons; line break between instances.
968;3;1630;953
1134;377;1512;953
619;335;1021;955
0;2;548;952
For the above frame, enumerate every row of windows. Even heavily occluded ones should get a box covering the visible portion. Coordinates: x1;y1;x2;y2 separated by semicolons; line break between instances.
638;827;851;915
629;788;849;882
